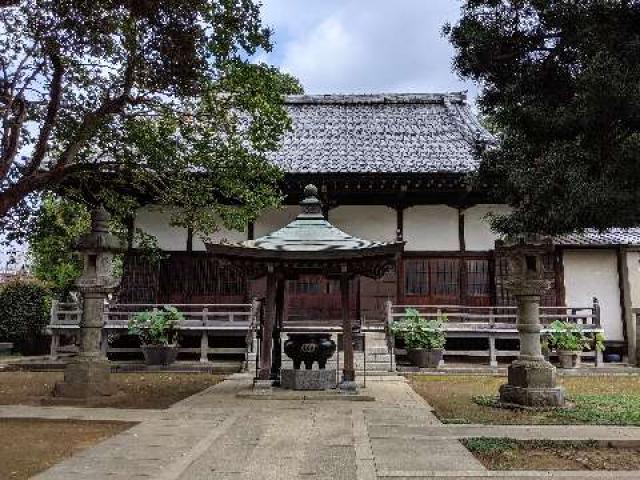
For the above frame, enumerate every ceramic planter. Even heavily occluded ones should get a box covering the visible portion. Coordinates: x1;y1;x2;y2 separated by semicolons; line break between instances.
407;348;444;368
557;350;581;369
141;344;178;366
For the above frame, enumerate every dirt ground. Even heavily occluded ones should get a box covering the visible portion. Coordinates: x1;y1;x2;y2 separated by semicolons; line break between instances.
0;418;134;480
408;375;640;424
0;371;224;409
465;439;640;470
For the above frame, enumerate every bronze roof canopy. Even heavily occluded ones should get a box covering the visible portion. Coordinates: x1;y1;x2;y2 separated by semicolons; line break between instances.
205;184;404;279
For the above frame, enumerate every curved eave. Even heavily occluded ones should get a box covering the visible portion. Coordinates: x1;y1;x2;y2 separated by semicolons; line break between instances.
204;241;404;262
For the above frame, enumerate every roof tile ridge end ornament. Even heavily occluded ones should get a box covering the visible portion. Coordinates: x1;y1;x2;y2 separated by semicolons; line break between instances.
443;95;496;149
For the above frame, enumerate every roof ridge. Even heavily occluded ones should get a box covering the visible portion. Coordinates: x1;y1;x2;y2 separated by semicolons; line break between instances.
284;92;467;105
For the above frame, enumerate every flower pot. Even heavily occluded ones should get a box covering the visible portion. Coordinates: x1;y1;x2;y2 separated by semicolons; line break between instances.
407;348;443;368
141;344;178;366
557;350;581;369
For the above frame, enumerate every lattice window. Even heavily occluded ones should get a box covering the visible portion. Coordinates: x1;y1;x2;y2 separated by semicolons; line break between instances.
465;259;491;297
405;259;429;295
430;258;460;297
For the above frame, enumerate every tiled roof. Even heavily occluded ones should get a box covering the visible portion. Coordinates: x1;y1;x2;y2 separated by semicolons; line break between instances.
554;229;640;246
268;93;494;174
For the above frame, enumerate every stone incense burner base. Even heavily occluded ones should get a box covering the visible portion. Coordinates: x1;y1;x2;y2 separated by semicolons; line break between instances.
280;368;337;391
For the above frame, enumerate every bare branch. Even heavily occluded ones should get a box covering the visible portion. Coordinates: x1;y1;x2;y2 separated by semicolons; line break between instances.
0;94;26;179
25;50;63;177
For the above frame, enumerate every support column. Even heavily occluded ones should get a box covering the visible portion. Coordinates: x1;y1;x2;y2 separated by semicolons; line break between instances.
340;273;357;392
271;278;285;383
258;271;277;382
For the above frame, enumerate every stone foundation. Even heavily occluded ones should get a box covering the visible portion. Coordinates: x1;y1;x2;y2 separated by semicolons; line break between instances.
54;357;117;398
499;359;565;408
280;368;336;391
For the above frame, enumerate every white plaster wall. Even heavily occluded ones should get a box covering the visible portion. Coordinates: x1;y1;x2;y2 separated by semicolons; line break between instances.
563;249;624;341
463;204;510;251
403;205;459;251
254;206;300;238
329;206;396;242
134;206;188;251
627;251;640;310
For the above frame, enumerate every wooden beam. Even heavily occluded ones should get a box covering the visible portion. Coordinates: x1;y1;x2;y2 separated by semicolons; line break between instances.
247;221;255;241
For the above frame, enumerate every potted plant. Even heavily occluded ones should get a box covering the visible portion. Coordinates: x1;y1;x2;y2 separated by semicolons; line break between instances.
128;306;183;365
547;320;590;369
392;308;446;368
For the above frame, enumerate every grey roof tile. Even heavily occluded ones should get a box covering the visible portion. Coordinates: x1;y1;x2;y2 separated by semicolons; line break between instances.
554;228;640;246
268;93;494;174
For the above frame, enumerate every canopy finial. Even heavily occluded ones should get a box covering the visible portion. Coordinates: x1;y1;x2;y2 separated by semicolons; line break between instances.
300;184;323;217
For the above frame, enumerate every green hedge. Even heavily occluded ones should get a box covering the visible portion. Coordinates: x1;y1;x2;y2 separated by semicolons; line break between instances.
0;278;50;354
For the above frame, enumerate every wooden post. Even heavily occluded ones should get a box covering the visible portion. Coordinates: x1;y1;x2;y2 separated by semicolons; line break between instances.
488;336;497;367
340;273;355;385
200;306;209;363
259;271;277;380
271;278;285;381
617;247;635;364
385;299;394;371
49;300;59;360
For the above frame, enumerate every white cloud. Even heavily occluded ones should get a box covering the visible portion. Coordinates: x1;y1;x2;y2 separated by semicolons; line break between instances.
260;0;476;97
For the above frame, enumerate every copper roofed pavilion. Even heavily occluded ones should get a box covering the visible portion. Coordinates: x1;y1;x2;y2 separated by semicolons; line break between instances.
206;185;404;390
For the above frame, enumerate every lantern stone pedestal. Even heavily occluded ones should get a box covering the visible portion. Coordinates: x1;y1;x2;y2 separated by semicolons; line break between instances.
53;207;124;403
498;236;566;408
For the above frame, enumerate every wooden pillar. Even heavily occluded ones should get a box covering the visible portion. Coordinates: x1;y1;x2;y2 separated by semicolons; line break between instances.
186;227;194;252
341;273;355;384
617;246;635;363
259;271;277;380
271;277;285;380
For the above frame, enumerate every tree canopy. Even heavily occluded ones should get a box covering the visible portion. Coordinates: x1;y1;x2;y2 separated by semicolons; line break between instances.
1;0;301;240
446;0;640;235
27;195;89;298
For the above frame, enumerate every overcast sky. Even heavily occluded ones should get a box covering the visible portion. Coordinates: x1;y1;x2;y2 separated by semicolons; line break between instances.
258;0;476;97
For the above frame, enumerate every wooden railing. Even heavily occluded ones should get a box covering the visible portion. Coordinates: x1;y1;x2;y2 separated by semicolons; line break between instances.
48;300;261;363
385;298;604;367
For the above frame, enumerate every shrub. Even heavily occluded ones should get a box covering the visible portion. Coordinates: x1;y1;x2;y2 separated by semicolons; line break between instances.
392;308;446;350
128;306;183;346
0;278;50;353
547;320;591;352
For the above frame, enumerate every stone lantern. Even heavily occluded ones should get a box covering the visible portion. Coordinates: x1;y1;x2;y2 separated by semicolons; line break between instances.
498;234;566;407
54;206;125;400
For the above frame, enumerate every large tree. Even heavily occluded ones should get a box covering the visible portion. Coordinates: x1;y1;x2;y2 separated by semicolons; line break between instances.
446;0;640;235
1;0;301;239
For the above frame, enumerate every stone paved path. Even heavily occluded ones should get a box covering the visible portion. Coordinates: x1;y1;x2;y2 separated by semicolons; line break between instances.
0;373;635;479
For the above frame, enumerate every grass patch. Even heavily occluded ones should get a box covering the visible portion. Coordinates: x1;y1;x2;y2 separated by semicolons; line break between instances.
463;438;640;471
409;375;640;425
